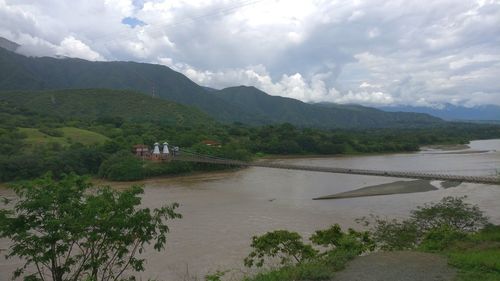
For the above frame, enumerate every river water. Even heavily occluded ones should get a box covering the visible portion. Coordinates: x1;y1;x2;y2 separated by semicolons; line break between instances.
1;139;499;280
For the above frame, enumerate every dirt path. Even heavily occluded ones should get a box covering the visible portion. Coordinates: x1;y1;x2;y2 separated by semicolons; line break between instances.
332;251;456;281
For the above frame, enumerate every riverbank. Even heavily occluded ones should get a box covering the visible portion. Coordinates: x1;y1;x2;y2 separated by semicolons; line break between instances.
420;143;470;150
91;168;243;189
243;200;500;281
1;139;499;281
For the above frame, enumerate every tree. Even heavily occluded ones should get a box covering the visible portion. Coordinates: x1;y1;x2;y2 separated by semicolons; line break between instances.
0;174;181;281
411;196;488;233
309;224;373;253
244;230;317;268
98;151;145;181
363;196;489;250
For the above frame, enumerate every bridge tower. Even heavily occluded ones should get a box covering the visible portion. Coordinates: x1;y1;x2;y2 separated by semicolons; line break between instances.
163;142;170;160
152;142;161;161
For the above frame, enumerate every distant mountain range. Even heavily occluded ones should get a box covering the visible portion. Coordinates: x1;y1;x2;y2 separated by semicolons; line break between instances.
378;104;500;122
214;86;440;128
0;38;442;128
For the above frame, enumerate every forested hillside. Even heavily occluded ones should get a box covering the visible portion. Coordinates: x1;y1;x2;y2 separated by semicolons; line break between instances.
1;46;441;128
2;94;500;183
215;86;441;128
0;89;212;126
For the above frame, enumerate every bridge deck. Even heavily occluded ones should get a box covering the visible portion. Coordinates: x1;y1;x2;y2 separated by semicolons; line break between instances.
174;156;500;185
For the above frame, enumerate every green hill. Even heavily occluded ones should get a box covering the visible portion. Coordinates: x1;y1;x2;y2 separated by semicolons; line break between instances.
214;86;442;128
0;89;212;126
19;127;109;148
0;47;260;124
0;45;441;128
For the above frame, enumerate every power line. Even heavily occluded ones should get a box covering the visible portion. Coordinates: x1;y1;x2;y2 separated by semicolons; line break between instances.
90;0;264;44
162;0;264;29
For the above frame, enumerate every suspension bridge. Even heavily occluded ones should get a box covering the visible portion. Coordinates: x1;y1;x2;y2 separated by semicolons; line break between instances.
173;149;500;185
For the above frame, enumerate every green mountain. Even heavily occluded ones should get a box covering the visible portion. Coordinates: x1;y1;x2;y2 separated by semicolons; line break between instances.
0;89;212;126
214;86;441;128
0;44;441;128
0;46;261;123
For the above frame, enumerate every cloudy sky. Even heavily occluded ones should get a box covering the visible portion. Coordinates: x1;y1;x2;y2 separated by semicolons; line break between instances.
1;0;500;107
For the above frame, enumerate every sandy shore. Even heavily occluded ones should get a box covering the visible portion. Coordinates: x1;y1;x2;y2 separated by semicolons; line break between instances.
313;180;438;200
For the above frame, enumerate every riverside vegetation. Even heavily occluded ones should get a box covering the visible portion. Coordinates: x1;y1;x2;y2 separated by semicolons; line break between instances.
237;196;499;281
1;175;498;281
2;92;500;183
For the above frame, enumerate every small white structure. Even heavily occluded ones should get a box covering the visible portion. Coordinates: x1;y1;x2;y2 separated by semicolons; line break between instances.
163;142;169;155
153;142;161;154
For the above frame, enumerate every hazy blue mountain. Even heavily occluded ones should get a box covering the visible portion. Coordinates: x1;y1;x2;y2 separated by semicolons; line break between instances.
214;86;442;128
378;104;500;121
0;43;441;128
202;86;219;92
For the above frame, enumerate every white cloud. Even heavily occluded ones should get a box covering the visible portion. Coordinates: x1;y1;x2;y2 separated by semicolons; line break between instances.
56;36;103;60
0;0;499;106
360;82;381;88
334;90;394;105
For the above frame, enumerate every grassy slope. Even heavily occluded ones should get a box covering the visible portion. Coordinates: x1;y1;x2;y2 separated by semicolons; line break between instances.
19;127;109;148
444;225;500;281
0;89;213;126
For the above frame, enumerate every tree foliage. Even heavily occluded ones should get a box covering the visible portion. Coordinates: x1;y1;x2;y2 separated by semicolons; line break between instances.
244;230;317;268
0;174;181;281
364;196;489;250
244;225;374;269
310;224;374;254
98;151;145;181
411;196;488;233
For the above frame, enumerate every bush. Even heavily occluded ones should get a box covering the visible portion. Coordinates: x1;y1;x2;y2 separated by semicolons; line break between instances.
310;224;374;254
411;196;488;233
367;217;420;250
243;225;374;281
419;226;468;252
364;196;489;250
244;230;317;268
98;150;145;181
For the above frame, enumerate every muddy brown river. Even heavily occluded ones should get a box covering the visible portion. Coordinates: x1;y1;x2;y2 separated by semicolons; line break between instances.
1;139;499;280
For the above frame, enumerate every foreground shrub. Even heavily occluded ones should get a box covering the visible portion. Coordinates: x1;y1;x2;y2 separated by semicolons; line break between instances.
411;196;488;233
366;217;420;250
311;224;375;254
419;225;468;252
244;224;375;276
244;230;317;268
363;196;489;250
0;174;181;281
244;197;495;281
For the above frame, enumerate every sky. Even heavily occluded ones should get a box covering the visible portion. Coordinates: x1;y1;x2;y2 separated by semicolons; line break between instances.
1;0;500;107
